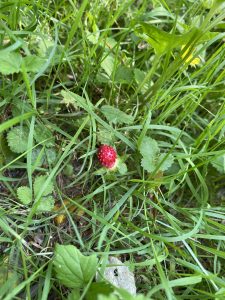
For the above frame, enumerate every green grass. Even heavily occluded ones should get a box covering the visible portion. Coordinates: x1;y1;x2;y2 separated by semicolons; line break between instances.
1;0;225;299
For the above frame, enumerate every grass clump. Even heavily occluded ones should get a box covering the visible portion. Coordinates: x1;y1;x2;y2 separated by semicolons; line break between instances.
1;0;225;299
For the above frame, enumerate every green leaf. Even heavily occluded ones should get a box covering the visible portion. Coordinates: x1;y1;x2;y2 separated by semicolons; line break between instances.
61;90;86;109
86;282;115;300
139;137;174;173
117;162;128;175
133;296;150;300
97;295;118;300
101;54;115;77
101;105;134;125
44;148;57;165
98;126;116;144
34;125;54;147
114;286;151;300
0;266;18;297
23;55;47;73
134;23;199;56
86;21;100;44
141;157;156;173
0;52;22;75
114;66;133;84
31;147;45;167
33;175;54;197
0;134;15;164
36;196;55;213
7;126;29;154
17;186;32;205
139;136;159;158
37;36;55;57
134;68;149;93
211;154;225;173
158;153;174;172
67;289;80;300
53;244;98;288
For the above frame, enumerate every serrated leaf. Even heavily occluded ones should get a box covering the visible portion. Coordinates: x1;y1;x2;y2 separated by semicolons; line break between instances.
34;125;54;147
31;147;45;167
0;134;15;163
23;55;46;73
139;136;159;158
211;155;225;173
101;54;115;77
61;90;86;109
114;66;133;84
98;126;115;144
7;126;29;153
37;36;55;57
31;147;57;167
61;90;78;108
141;157;156;173
53;244;98;288
44;148;57;165
139;137;174;173
11;99;33;117
158;153;174;172
101;105;134;125
0;51;22;75
17;186;32;205
33;175;54;197
36;196;55;213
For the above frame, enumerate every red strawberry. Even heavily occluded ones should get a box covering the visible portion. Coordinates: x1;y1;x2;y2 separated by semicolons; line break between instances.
97;144;117;169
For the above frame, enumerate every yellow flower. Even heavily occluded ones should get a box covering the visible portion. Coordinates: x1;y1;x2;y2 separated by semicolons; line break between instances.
181;45;201;68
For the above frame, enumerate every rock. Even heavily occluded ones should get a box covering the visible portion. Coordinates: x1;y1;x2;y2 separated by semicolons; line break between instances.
103;257;136;296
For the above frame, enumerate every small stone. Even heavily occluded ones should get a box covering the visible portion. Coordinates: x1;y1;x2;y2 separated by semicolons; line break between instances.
103;257;136;295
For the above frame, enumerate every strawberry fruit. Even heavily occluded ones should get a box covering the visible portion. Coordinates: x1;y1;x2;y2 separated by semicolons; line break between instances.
97;144;117;169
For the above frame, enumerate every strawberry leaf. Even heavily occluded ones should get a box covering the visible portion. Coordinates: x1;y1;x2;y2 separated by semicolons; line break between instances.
101;53;115;77
139;136;159;158
101;105;134;125
33;175;54;197
141;157;156;173
211;154;225;173
7;126;29;154
23;55;47;73
53;244;98;288
158;153;174;172
36;196;55;213
0;52;22;75
139;137;174;173
17;186;32;205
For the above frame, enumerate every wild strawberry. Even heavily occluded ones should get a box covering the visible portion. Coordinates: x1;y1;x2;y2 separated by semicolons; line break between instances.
97;144;117;169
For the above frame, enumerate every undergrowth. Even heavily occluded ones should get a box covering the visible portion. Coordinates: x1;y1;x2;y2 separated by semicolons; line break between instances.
1;0;225;299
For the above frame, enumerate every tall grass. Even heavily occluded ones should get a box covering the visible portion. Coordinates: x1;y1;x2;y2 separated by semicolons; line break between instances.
0;0;225;299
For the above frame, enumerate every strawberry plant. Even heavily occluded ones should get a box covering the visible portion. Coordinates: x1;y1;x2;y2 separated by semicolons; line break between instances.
1;0;225;299
17;175;55;213
139;136;174;173
53;244;150;300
